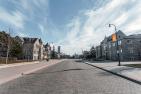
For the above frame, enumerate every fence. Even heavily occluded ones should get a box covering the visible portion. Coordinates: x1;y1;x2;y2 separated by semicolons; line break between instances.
0;57;34;64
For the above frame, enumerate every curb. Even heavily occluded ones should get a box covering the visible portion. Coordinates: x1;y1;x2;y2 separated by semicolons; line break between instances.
85;62;141;85
0;61;40;69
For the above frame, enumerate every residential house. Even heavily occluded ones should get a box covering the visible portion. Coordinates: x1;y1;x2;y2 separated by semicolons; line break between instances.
100;37;108;60
120;34;141;61
43;43;51;60
15;36;43;60
96;30;141;61
106;30;126;60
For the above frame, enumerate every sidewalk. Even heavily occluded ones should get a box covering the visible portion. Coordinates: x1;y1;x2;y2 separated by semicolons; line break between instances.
85;61;141;84
0;59;65;85
0;61;40;69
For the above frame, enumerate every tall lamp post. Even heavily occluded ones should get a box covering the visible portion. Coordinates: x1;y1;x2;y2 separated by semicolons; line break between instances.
109;24;121;66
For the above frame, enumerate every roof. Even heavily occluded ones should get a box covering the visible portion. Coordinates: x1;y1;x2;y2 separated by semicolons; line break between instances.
39;38;43;44
101;37;108;44
23;37;38;43
102;30;126;42
44;43;50;47
15;36;24;42
116;30;126;36
124;34;141;39
15;36;43;44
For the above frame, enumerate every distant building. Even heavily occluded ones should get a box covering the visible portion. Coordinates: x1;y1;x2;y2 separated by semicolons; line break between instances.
58;46;61;54
96;45;101;59
43;43;51;60
57;46;61;59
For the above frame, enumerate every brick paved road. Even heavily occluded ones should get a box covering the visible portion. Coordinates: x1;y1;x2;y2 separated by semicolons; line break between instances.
0;60;141;94
0;60;62;85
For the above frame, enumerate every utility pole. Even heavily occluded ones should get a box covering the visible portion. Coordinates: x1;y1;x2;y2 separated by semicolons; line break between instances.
109;24;121;66
6;28;10;64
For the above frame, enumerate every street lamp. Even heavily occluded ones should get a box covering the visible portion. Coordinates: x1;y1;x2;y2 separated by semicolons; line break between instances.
109;24;121;66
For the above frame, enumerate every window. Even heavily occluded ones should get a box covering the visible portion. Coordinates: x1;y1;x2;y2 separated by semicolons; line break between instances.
118;40;121;45
129;48;134;54
130;57;134;61
109;43;111;48
131;50;134;53
103;44;106;50
127;40;132;44
112;43;115;46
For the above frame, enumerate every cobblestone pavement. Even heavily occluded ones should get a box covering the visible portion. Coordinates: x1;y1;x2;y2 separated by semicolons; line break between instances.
0;60;141;94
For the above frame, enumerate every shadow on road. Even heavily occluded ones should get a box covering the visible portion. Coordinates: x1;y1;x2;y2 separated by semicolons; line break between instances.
25;68;93;75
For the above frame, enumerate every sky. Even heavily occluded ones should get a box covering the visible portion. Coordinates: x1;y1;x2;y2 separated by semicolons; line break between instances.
0;0;141;55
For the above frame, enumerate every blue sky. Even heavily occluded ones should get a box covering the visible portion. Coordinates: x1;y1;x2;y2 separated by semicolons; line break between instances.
0;0;141;55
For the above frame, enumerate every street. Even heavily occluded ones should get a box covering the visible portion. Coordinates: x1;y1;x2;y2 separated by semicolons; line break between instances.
0;60;62;85
0;60;141;94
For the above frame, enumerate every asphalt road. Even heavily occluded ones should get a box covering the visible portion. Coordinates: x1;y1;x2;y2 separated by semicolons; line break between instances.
0;59;141;94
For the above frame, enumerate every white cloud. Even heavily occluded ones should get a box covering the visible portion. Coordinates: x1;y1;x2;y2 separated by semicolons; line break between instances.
58;0;141;55
113;13;128;26
124;17;141;34
18;0;49;12
6;0;49;37
0;8;25;28
38;24;45;34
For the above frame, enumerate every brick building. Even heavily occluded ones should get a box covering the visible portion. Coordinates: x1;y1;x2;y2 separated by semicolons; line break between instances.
96;31;141;61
